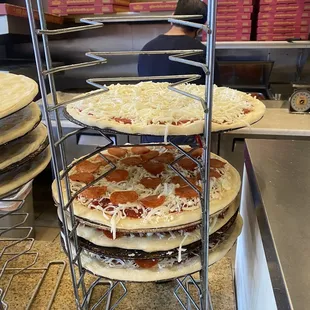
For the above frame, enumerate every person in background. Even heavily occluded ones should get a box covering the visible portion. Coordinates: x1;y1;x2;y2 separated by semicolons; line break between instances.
138;0;220;144
138;0;220;85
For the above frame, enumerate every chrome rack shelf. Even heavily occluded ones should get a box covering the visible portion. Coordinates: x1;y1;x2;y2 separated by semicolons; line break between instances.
0;197;65;310
25;0;218;307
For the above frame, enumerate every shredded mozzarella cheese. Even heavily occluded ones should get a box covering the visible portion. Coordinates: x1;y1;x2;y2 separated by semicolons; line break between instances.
69;82;259;126
71;149;232;238
178;234;189;263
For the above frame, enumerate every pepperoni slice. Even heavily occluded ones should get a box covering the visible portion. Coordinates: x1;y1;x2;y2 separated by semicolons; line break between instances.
191;148;203;158
105;169;129;182
69;173;94;184
76;160;101;174
171;176;187;186
175;186;200;199
93;154;117;165
80;186;107;199
210;158;226;169
92;198;110;208
142;162;165;176
124;208;144;218
210;169;221;179
140;151;159;162
131;146;150;155
108;147;127;158
102;230;126;239
140;177;161;189
110;191;138;205
112;117;132;124
121;157;143;166
171;176;197;187
178;158;197;171
135;259;158;269
140;195;166;208
153;152;175;164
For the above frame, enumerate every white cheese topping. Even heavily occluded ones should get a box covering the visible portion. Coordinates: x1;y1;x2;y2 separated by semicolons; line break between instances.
178;234;189;263
84;250;195;270
69;82;258;126
70;148;232;239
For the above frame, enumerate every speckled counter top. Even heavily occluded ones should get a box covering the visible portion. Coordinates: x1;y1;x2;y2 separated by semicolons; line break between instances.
1;238;236;310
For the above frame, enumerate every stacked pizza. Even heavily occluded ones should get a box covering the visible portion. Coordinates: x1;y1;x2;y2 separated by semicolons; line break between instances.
0;73;51;199
65;82;266;136
53;144;242;282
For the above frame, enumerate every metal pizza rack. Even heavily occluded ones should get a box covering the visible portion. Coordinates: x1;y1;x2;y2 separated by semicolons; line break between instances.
25;0;218;308
0;195;66;310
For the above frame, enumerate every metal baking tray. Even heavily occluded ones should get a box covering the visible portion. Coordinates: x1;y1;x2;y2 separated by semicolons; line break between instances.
0;136;49;174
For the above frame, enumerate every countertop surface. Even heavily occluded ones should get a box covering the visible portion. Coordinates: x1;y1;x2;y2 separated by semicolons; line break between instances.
245;139;310;310
227;108;310;136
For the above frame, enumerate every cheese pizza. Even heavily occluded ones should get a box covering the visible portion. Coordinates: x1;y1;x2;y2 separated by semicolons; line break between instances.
52;145;241;237
66;82;266;135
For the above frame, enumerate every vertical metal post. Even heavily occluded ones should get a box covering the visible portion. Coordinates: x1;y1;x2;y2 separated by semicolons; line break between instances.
202;0;217;309
24;2;85;308
35;0;67;172
35;0;87;298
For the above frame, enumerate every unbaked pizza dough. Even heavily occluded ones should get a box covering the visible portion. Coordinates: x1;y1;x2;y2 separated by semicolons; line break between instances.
51;148;241;232
0;73;38;119
57;198;238;253
65;82;266;135
64;215;242;282
0;148;51;197
0;102;41;146
0;123;48;173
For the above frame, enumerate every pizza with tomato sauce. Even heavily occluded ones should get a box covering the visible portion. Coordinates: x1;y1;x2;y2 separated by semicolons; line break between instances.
52;145;241;238
57;197;239;253
65;82;266;135
60;212;242;282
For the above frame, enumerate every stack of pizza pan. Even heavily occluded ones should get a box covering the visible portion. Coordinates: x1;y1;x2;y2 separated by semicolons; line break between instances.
0;73;51;200
53;145;242;282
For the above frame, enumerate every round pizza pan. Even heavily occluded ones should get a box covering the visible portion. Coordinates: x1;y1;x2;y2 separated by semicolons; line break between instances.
74;211;238;260
0;148;51;199
75;215;202;234
0;136;49;174
0;115;42;148
0;100;33;121
78;238;201;260
211;114;265;134
59;235;201;283
59;215;242;283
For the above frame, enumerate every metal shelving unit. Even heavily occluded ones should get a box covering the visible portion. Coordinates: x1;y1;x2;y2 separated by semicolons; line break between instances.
25;0;218;308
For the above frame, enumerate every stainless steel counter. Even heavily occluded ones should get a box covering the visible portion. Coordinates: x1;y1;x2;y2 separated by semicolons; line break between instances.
244;139;310;310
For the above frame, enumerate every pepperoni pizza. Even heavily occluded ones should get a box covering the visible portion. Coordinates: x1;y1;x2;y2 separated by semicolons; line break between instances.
52;145;241;237
60;214;243;282
66;82;266;135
